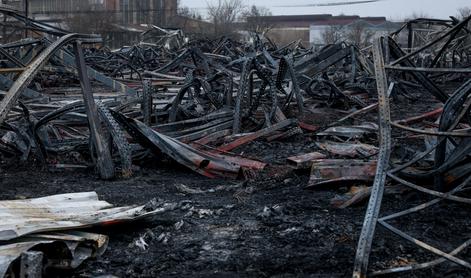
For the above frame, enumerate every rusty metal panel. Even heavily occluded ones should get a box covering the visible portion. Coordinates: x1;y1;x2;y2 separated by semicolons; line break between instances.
307;159;377;188
286;152;327;169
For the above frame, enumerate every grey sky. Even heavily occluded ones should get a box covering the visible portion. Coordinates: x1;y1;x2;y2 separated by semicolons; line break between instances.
180;0;470;21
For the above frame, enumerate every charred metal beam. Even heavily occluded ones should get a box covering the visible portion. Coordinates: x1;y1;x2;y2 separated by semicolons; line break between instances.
142;79;153;125
353;37;392;278
53;48;138;97
390;16;471;66
73;41;115;180
387;37;449;103
0;33;92;126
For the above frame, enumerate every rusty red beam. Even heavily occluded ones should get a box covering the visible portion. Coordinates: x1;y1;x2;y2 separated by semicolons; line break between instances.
396;107;443;125
306;159;377;188
298;121;320;132
217;119;295;152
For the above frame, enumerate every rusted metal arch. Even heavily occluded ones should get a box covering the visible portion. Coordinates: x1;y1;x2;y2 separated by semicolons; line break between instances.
0;33;116;179
0;33;99;125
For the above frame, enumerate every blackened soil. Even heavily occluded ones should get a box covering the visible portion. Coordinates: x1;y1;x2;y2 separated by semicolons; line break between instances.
1;136;470;278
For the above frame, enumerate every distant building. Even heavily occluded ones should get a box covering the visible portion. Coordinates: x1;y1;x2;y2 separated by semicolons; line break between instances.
247;14;400;47
2;0;178;47
309;16;400;47
247;14;331;46
116;0;177;27
24;0;177;26
168;15;213;37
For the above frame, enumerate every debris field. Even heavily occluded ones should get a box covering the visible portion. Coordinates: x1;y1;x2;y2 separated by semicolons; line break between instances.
0;5;471;278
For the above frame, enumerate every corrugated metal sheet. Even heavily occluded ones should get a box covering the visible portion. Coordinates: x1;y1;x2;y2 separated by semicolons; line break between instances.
111;110;244;179
0;191;160;241
0;191;170;277
0;231;108;277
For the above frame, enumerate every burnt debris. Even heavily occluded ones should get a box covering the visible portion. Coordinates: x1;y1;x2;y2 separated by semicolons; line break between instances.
0;4;470;277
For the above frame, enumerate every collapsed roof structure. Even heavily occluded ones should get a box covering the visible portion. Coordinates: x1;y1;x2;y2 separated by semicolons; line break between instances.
0;2;470;277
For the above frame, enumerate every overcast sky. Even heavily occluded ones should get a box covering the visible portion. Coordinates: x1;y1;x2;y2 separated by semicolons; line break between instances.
180;0;470;21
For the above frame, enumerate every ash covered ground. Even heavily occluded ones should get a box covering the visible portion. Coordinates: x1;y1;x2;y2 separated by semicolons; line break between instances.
1;134;470;278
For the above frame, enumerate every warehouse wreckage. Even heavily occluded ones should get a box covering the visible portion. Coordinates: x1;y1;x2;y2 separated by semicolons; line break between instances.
0;4;471;277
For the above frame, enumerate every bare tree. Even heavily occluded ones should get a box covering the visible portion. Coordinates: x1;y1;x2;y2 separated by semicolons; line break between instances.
172;5;209;36
403;12;431;21
457;7;471;47
457;7;471;20
64;9;120;46
344;21;375;48
160;0;204;37
177;0;203;21
321;25;344;45
207;0;245;38
178;6;203;21
65;10;117;35
241;5;273;34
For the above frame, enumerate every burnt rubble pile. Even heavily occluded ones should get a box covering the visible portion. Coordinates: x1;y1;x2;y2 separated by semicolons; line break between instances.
0;4;471;277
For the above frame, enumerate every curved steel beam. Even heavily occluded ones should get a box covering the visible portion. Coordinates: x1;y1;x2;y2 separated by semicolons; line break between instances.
0;33;115;179
353;37;392;278
0;33;84;125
